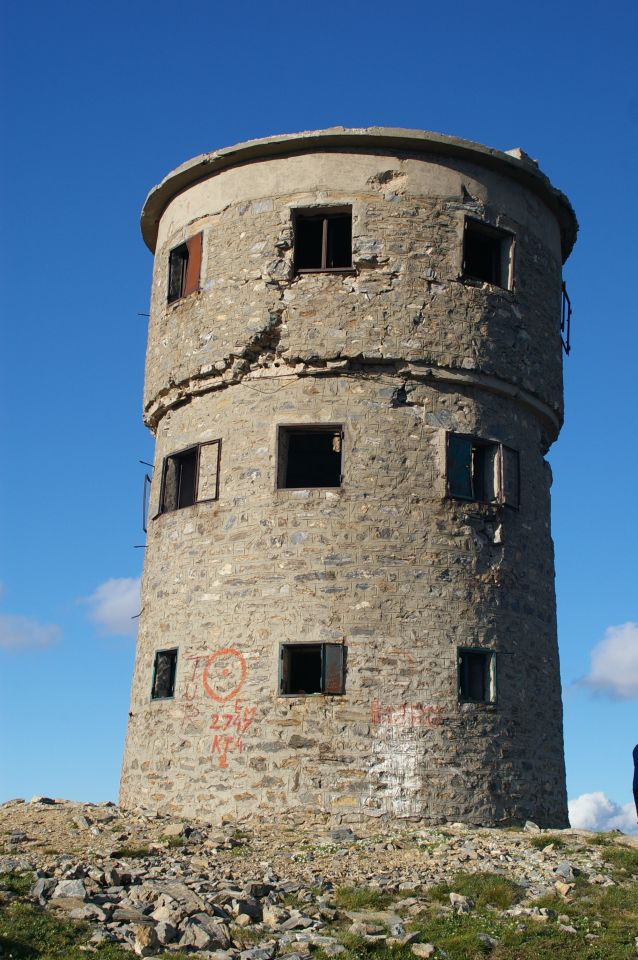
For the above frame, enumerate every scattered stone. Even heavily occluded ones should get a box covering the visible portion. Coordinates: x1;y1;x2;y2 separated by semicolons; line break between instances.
554;880;575;897
52;879;87;900
132;922;160;956
554;861;575;881
477;932;499;949
449;892;474;913
524;821;541;832
411;944;436;958
327;828;357;843
161;822;189;838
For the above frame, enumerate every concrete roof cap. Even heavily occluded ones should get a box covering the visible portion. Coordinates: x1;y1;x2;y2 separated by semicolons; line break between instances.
140;127;578;261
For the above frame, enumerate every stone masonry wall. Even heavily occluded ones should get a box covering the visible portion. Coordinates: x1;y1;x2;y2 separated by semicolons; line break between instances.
121;136;572;827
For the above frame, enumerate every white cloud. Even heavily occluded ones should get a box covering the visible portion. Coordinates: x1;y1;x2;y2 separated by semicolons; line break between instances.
0;614;61;651
569;791;637;834
82;577;141;636
580;622;638;700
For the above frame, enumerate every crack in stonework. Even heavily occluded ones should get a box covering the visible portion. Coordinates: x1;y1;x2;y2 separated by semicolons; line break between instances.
144;353;562;438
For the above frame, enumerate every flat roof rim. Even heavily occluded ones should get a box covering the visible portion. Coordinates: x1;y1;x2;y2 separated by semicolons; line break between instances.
140;127;578;260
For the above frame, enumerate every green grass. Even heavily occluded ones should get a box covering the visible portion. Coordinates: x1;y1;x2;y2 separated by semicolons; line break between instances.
160;835;185;848
0;901;134;959
335;886;396;911
316;879;638;960
0;873;34;897
529;834;567;851
427;872;524;910
597;845;638;882
108;845;150;859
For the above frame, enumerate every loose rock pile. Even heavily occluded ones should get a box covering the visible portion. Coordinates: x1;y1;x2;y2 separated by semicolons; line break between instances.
1;798;636;957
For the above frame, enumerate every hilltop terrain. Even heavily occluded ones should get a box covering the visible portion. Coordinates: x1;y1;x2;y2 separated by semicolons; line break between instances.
1;798;637;959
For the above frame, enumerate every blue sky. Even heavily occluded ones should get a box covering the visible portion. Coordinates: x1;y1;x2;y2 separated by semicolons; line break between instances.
1;0;637;830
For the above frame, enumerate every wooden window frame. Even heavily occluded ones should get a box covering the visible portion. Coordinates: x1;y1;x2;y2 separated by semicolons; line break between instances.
293;208;353;274
461;218;515;291
445;433;519;509
157;439;222;517
151;648;178;701
278;643;346;697
457;647;497;704
167;232;203;303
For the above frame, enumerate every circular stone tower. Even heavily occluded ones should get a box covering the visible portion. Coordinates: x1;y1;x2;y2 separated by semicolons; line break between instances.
121;128;577;827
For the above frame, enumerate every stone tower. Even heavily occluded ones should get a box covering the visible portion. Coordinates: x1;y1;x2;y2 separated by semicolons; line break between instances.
120;128;577;826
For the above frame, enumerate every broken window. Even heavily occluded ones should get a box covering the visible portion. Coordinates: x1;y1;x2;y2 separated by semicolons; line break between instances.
458;649;496;703
446;434;519;507
167;232;203;303
159;440;221;514
151;648;177;700
277;426;343;489
294;210;352;272
279;643;345;695
462;219;513;289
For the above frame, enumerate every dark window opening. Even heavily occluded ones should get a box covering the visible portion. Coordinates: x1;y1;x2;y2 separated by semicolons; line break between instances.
167;232;203;303
446;434;519;508
459;649;495;703
152;649;177;700
159;440;221;515
277;426;343;489
295;211;352;272
462;219;512;288
279;643;345;696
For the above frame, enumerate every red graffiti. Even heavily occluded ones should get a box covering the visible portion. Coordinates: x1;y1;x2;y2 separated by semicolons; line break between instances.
211;734;245;768
202;648;247;703
371;701;444;728
210;700;256;735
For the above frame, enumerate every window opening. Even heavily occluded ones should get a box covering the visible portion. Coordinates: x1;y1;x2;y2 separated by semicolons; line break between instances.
159;440;221;515
167;232;203;303
446;434;519;507
294;211;352;272
458;649;496;703
462;219;512;289
279;643;345;695
277;426;343;489
152;649;177;700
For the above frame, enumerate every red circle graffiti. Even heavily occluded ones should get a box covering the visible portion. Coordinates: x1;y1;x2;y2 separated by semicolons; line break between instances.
202;648;247;703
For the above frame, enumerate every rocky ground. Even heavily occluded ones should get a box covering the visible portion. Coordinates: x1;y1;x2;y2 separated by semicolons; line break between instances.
1;798;637;959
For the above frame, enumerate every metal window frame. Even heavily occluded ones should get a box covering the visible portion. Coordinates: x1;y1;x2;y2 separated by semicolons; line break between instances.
151;647;179;701
157;439;222;517
275;423;344;491
142;472;152;533
462;217;515;291
167;232;203;303
457;647;497;704
561;281;572;355
293;207;353;274
445;432;520;509
278;642;346;697
167;241;189;303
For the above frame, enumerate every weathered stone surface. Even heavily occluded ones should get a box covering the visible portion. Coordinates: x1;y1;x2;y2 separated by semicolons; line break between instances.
411;944;436;958
52;879;87;900
120;128;575;829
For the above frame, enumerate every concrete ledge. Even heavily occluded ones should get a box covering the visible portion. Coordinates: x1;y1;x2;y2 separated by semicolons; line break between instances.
140;127;578;260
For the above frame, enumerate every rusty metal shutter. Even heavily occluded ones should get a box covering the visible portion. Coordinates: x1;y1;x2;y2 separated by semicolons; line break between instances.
160;455;178;513
500;445;520;508
279;645;289;695
184;232;203;297
322;644;345;695
196;439;221;503
447;434;473;500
